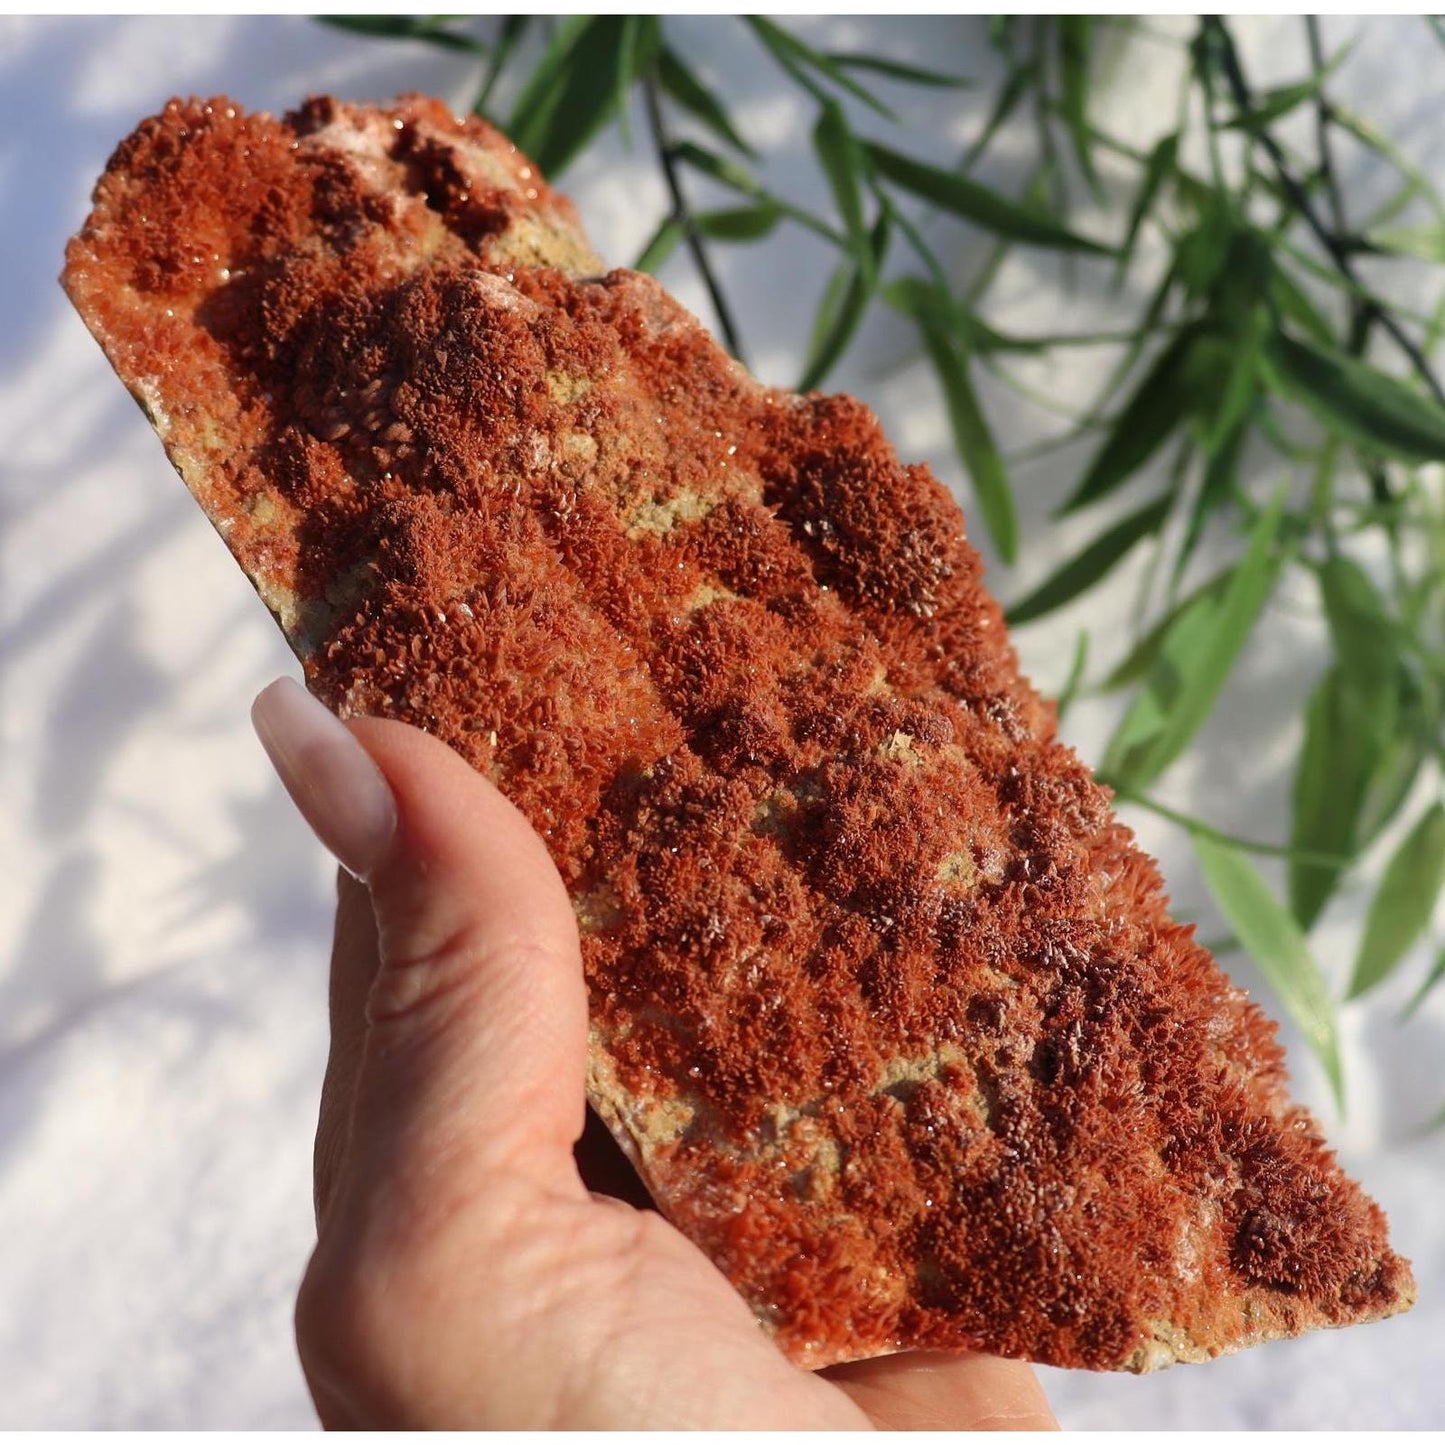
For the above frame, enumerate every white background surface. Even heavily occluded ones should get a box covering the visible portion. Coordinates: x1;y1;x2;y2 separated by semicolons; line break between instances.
2;13;1441;1429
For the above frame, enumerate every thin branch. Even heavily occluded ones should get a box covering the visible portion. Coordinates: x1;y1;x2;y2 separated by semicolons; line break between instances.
642;68;746;362
1113;789;1357;869
1207;16;1445;409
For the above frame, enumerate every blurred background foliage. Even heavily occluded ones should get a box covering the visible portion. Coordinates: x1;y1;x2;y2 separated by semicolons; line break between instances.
321;14;1445;1115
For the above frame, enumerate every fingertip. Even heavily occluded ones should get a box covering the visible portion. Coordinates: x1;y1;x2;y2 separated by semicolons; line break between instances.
251;677;397;880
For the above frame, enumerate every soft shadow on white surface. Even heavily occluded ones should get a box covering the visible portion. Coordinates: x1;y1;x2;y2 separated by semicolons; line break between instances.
2;14;1441;1429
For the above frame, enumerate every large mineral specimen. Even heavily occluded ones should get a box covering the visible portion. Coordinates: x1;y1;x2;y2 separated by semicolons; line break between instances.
64;95;1414;1372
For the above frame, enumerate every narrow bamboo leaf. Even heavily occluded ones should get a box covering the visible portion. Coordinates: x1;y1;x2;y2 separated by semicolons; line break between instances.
800;263;862;393
1194;832;1344;1108
1349;803;1445;999
320;15;485;52
1117;132;1179;281
694;202;781;242
1101;566;1235;692
1176;417;1247;589
1056;630;1090;722
918;324;1018;564
1177;198;1240;302
1268;332;1445;463
1057;16;1099;194
633;214;684;274
1331;100;1445;224
614;15;649;148
1320;554;1400;749
506;16;594;147
657;45;755;157
798;211;890;393
1103;488;1286;792
1370;223;1445;263
1268;265;1334;348
881;274;1035;359
746;16;896;119
1358;705;1428;847
1403;942;1445;1018
1103;587;1223;773
476;15;531;115
508;16;632;177
814;102;872;282
1007;492;1172;626
867;143;1113;255
1289;668;1371;929
671;140;761;197
963;63;1032;171
824;51;972;88
1060;326;1198;513
1222;53;1344;132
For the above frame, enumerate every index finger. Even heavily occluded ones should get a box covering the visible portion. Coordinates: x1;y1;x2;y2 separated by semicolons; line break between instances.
823;1351;1058;1430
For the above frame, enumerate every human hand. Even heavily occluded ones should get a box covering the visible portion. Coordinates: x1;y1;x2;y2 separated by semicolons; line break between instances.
252;677;1059;1430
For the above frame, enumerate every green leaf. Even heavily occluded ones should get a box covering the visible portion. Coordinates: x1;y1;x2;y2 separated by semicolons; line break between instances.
319;14;485;52
866;143;1114;255
1057;17;1099;194
801;264;854;386
1056;630;1090;722
1320;553;1401;755
1288;668;1372;929
1222;51;1345;132
1060;326;1199;513
814;102;873;282
746;16;896;119
824;50;972;88
917;324;1018;565
633;214;684;274
1101;566;1235;692
1268;265;1334;348
1007;492;1172;626
694;202;781;242
476;15;531;115
1267;332;1445;463
1117;132;1179;281
1370;223;1445;263
798;210;891;393
614;15;661;147
1357;696;1428;847
885;275;1016;562
671;139;761;197
1404;941;1445;1019
1103;487;1286;792
1177;197;1240;302
1287;558;1405;930
1331;100;1445;225
657;45;756;157
508;16;635;177
1349;802;1445;999
1193;832;1344;1109
963;63;1033;171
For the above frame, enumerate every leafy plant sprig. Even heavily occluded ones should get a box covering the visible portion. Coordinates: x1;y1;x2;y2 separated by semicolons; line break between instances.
319;15;1445;1114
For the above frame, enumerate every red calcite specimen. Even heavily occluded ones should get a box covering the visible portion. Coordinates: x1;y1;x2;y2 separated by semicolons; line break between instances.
64;95;1414;1371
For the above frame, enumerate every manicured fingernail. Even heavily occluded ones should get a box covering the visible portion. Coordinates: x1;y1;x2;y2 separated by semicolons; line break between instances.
251;677;397;881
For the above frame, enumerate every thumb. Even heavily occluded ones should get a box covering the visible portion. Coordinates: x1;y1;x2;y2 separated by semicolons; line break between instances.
251;678;590;1215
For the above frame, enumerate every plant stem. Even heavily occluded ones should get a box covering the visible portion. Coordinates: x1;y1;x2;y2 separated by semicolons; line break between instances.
1114;790;1357;869
1207;16;1445;409
642;68;746;362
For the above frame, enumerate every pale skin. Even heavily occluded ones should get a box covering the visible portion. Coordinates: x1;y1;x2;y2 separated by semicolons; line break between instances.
254;681;1058;1429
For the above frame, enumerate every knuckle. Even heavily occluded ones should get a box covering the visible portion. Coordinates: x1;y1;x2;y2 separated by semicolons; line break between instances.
366;917;490;1032
295;1236;412;1426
